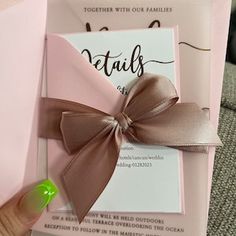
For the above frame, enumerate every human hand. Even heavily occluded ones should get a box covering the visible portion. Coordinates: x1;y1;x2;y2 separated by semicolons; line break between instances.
0;180;58;236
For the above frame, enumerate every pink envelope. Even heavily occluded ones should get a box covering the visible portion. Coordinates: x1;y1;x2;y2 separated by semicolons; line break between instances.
0;0;47;206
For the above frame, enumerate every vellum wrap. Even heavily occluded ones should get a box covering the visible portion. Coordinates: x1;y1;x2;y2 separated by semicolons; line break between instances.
39;73;221;222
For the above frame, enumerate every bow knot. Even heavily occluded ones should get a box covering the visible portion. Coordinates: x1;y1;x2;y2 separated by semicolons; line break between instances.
115;112;133;132
39;73;222;223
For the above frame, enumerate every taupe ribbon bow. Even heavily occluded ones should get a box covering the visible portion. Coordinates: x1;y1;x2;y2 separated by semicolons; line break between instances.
39;74;221;222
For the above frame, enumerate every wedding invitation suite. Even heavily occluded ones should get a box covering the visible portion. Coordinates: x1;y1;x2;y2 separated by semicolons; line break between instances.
45;29;183;214
0;1;230;236
31;1;230;236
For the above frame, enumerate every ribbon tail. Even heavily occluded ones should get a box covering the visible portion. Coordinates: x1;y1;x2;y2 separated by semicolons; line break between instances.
62;126;122;223
130;103;222;151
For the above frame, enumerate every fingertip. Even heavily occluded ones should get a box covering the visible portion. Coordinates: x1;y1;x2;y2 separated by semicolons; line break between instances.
17;179;58;225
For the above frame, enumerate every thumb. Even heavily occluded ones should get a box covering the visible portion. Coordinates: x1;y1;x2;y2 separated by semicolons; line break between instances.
0;180;58;236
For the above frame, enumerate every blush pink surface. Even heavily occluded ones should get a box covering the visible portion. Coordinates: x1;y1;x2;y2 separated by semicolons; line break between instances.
0;0;47;206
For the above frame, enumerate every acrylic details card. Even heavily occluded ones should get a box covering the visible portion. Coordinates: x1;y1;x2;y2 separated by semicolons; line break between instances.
45;28;183;214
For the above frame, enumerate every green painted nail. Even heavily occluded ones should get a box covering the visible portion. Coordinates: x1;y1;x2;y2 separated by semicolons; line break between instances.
19;179;58;217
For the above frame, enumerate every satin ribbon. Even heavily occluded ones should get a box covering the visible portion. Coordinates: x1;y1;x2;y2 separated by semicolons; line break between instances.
39;73;221;222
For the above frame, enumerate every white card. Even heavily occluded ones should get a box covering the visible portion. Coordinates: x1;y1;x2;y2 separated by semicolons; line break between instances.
48;28;183;213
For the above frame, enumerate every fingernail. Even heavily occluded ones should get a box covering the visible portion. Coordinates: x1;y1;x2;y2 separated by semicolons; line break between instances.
18;180;58;223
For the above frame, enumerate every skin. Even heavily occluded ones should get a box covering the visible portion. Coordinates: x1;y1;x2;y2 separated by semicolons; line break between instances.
0;190;41;236
0;180;57;236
